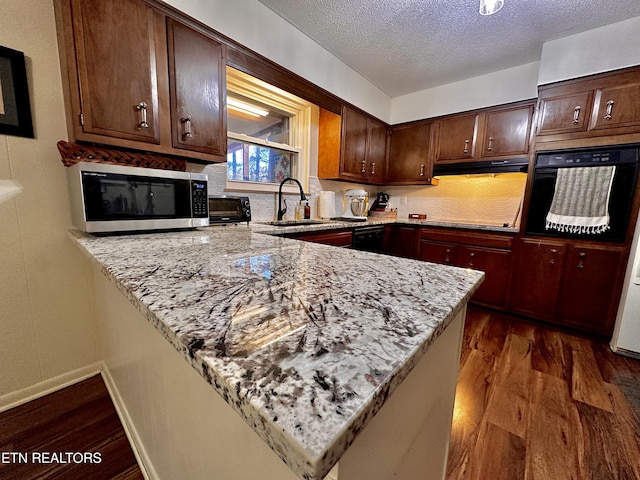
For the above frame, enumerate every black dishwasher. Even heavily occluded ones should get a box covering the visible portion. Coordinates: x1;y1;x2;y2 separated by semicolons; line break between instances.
352;226;385;252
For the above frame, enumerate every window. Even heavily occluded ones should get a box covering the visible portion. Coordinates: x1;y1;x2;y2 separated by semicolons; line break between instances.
226;67;315;192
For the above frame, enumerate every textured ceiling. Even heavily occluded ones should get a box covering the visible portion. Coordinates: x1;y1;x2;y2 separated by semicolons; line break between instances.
257;0;640;97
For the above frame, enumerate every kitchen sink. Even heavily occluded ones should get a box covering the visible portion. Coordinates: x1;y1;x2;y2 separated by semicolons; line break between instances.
260;220;326;227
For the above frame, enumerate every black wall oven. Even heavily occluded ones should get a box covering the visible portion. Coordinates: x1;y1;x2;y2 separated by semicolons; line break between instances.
526;144;639;243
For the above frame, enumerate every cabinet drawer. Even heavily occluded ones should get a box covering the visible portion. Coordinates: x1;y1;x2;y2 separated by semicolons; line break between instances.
418;228;513;249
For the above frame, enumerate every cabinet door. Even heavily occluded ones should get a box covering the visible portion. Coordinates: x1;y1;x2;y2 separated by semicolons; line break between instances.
290;230;353;247
536;91;593;135
557;244;626;336
366;118;387;183
435;113;478;163
167;19;226;156
509;238;566;320
340;107;368;181
590;82;640;131
387;122;433;183
385;226;418;258
71;0;160;143
418;240;458;265
459;246;511;308
480;104;533;158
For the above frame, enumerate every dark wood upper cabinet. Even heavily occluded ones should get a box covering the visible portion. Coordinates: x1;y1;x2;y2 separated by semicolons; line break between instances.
536;90;594;136
535;66;640;145
57;0;227;163
167;19;226;156
433;101;534;165
434;113;478;163
590;82;640;131
480;104;534;158
318;106;388;184
70;0;160;144
386;121;434;184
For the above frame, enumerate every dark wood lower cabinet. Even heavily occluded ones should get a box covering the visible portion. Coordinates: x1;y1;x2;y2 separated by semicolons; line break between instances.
557;244;626;336
459;245;512;308
509;238;566;320
509;237;627;337
417;228;514;310
284;228;353;247
384;225;419;258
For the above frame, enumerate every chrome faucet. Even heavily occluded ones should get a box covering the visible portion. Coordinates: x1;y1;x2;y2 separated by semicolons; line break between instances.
277;177;306;221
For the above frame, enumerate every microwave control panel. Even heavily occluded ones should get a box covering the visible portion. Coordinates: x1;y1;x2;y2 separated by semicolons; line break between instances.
191;180;209;218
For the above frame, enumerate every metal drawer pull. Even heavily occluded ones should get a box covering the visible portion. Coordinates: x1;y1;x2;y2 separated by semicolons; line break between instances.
361;160;366;174
181;116;193;139
136;102;149;129
578;251;586;269
370;162;376;175
550;248;558;265
573;106;581;124
463;139;470;153
487;136;494;152
605;100;615;120
419;164;425;177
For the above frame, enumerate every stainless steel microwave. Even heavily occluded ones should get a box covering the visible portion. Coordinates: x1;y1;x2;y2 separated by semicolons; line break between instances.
67;162;209;233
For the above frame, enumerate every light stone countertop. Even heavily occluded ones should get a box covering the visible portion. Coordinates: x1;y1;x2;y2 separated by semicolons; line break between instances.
71;226;484;480
248;218;518;236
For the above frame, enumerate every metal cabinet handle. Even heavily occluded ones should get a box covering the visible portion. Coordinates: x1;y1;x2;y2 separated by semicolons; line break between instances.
361;160;366;174
487;136;494;152
578;251;586;269
573;106;581;124
419;164;425;177
370;162;376;175
605;100;615;120
445;249;451;263
136;102;149;128
181;116;193;139
463;139;470;154
549;248;558;265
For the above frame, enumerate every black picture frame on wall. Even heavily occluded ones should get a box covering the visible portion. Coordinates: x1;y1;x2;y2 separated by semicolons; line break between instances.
0;45;34;138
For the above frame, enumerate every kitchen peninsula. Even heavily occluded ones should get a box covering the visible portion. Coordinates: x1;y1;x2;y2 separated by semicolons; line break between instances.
71;225;483;480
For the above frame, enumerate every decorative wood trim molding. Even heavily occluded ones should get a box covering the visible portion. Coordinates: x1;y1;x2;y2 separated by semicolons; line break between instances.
57;140;187;171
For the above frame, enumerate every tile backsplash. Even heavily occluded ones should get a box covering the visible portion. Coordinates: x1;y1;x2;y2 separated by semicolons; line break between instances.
383;173;527;227
200;163;526;226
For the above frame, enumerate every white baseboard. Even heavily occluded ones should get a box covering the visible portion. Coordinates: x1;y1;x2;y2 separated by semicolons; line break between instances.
0;362;103;413
100;367;156;480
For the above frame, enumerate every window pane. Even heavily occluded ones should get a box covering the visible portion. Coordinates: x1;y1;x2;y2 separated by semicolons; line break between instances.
227;94;292;146
227;140;297;183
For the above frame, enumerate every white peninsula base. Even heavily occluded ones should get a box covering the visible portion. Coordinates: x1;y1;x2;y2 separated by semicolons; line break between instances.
93;265;465;480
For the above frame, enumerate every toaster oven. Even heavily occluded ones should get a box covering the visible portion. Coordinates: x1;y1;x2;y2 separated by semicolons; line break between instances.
208;195;251;224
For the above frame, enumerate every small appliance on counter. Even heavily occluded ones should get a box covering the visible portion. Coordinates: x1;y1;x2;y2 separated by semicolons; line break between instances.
339;189;369;222
208;195;251;225
67;162;209;234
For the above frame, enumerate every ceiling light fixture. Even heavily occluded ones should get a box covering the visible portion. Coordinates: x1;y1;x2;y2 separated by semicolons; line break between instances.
479;0;504;15
227;97;269;117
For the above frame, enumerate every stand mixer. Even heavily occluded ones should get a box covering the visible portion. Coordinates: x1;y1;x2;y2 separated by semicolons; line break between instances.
340;189;369;221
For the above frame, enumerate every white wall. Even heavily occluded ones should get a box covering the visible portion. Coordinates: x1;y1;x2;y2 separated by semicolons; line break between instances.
0;0;98;398
390;62;540;124
163;0;392;122
538;16;640;86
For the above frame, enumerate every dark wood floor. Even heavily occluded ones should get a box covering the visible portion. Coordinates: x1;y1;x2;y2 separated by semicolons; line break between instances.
447;306;640;480
2;309;639;480
0;374;143;480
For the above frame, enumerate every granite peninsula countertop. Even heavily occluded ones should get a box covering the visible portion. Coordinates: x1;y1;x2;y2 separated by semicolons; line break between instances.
71;226;484;480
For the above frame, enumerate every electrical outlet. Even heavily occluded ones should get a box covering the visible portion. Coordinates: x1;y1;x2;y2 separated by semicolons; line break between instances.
401;196;408;205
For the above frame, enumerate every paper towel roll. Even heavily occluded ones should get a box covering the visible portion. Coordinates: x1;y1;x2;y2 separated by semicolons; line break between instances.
317;191;336;219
